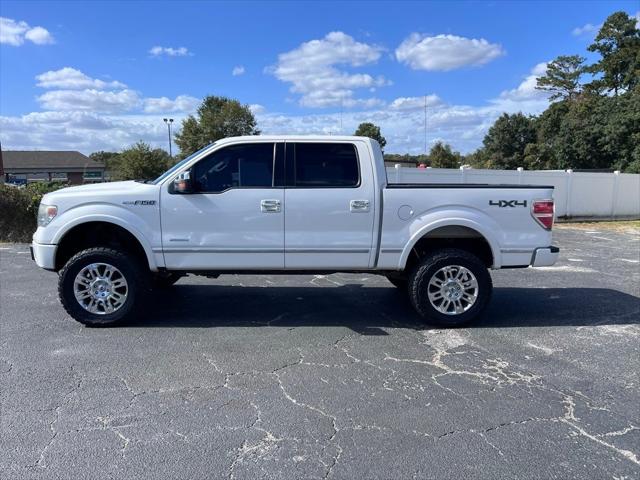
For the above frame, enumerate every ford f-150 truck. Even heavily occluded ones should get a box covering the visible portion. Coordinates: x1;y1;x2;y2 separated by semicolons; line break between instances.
31;136;558;327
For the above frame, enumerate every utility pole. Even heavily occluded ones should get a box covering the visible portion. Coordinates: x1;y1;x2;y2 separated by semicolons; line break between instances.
424;95;428;156
163;118;174;157
340;95;343;133
0;141;4;184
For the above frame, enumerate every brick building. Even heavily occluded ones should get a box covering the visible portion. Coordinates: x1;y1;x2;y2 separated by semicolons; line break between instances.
2;151;105;185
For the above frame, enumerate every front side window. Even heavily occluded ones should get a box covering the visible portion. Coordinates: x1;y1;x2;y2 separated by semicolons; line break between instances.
193;143;274;193
293;143;359;187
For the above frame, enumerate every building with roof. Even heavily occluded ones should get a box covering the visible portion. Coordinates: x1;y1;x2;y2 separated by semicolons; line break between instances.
2;151;105;185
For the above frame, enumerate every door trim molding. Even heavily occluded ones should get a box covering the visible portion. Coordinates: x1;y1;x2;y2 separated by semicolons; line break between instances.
156;247;370;254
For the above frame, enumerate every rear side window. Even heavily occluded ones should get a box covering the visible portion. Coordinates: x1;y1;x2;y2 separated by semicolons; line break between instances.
192;143;274;193
292;143;359;187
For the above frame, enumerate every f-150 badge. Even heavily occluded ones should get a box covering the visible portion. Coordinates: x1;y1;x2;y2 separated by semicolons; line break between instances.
123;200;156;206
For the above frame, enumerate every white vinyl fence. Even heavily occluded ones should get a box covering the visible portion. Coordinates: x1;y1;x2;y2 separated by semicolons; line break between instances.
386;166;640;220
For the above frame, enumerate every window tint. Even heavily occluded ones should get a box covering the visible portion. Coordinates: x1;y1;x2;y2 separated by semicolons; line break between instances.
192;143;274;193
293;143;359;187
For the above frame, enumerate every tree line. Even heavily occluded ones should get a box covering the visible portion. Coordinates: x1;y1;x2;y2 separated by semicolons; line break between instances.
92;11;638;180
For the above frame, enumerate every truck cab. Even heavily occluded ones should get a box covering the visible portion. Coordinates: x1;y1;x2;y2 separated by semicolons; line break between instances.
32;136;558;327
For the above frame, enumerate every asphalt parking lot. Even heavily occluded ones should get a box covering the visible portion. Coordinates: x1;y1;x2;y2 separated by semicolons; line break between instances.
1;225;639;479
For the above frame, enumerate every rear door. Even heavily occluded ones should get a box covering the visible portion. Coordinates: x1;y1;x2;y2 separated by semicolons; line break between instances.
284;141;376;269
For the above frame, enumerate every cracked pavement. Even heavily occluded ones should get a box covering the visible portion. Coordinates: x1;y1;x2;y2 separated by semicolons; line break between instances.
1;226;639;479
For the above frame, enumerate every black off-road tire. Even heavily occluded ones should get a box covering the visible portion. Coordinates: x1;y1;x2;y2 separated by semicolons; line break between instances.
58;247;149;327
408;248;492;327
152;272;183;289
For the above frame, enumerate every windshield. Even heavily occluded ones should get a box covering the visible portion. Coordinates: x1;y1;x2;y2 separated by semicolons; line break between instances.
151;144;215;185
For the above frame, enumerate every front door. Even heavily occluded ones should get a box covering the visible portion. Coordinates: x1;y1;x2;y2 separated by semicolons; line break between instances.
284;141;376;269
160;142;284;270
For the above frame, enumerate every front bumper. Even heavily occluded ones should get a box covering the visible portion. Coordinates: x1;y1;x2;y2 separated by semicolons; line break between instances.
31;242;57;270
531;246;559;267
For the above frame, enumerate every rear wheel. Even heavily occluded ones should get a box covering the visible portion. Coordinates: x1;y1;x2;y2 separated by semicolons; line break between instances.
408;248;492;327
58;247;148;327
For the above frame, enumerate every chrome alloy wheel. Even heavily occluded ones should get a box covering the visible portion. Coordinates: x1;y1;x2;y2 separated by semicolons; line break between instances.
73;263;128;315
427;265;479;315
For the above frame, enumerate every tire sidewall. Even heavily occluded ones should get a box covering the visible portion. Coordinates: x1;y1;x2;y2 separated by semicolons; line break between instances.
409;250;492;327
59;249;141;327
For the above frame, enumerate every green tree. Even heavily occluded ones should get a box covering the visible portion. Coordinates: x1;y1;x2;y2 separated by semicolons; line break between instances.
175;96;259;157
89;151;120;176
535;55;585;101
427;141;462;168
112;141;171;181
587;11;640;95
480;113;537;169
354;122;387;150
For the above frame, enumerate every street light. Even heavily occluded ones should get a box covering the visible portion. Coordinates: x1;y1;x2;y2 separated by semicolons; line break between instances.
163;118;174;157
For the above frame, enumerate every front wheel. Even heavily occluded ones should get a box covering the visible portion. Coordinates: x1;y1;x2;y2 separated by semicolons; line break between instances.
408;248;492;327
58;247;147;327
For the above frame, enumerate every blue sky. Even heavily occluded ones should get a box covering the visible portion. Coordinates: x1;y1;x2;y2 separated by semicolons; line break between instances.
1;0;638;154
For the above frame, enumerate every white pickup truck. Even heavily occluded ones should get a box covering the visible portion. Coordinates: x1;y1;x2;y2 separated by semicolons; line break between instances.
32;136;558;327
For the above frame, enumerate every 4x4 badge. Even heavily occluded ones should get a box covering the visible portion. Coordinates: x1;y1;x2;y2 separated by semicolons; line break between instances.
489;200;527;208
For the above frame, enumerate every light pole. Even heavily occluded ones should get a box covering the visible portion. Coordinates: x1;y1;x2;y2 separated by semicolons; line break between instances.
163;118;174;157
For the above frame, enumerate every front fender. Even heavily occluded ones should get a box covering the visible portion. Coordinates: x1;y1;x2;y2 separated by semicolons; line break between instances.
41;204;159;271
399;207;502;269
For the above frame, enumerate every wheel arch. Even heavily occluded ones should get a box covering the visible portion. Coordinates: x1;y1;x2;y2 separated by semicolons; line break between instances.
53;217;157;272
399;216;501;271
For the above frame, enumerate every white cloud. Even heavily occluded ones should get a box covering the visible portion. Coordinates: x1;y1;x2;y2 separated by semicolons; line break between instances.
149;46;192;57
498;62;549;101
37;89;141;113
1;61;552;156
249;104;266;114
0;17;54;46
572;11;639;37
36;67;126;90
24;26;54;44
572;23;600;36
389;95;443;111
395;33;504;71
268;31;388;108
0;112;187;153
232;65;245;76
143;95;200;113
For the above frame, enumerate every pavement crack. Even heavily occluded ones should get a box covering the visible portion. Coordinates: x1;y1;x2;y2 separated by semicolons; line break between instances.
273;371;342;478
34;405;61;469
97;416;131;458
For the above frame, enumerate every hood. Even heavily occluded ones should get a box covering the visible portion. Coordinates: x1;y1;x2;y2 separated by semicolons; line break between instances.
41;180;160;208
51;180;140;194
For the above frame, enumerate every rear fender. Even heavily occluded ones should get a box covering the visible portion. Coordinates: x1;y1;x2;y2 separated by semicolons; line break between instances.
399;207;502;269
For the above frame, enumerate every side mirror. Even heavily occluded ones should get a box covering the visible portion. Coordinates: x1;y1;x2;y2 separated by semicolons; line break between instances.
173;169;193;194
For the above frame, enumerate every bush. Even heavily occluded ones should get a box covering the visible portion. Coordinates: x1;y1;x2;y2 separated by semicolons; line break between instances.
0;182;68;243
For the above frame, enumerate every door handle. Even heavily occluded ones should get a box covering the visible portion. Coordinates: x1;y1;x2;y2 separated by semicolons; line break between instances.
261;199;281;213
350;200;370;212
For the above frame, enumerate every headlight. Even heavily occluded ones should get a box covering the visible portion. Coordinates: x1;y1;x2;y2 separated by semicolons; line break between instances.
37;204;58;227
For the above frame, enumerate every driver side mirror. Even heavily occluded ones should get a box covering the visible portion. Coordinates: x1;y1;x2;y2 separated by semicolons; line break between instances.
173;169;194;194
